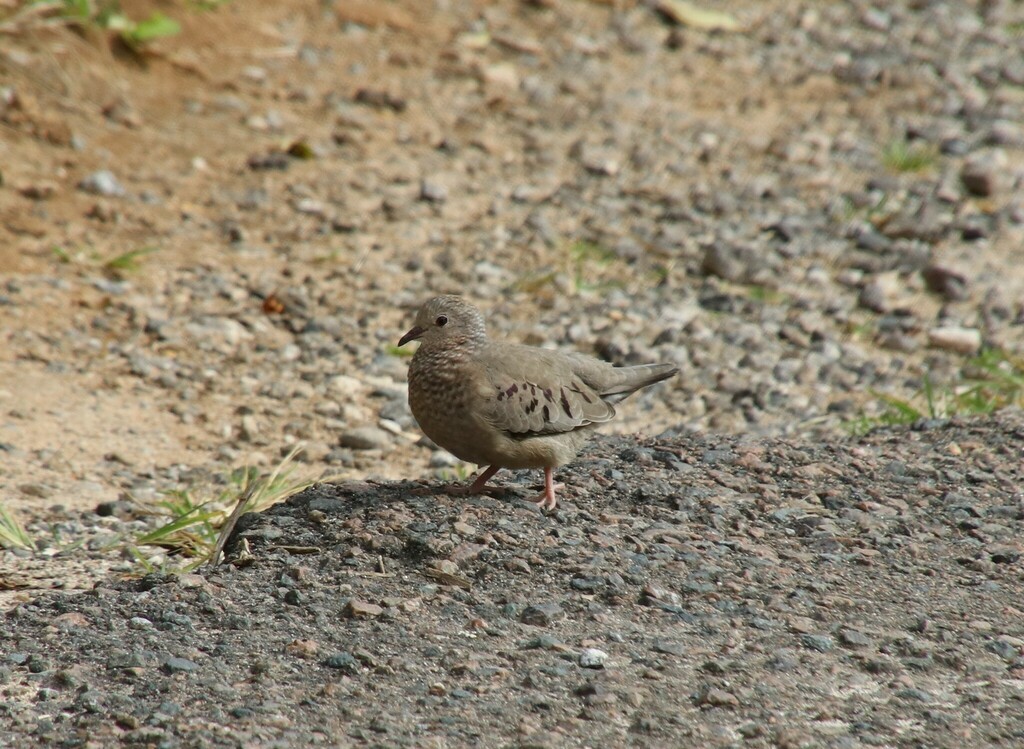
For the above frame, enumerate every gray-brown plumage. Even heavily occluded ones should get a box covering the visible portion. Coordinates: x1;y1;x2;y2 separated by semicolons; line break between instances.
398;295;678;510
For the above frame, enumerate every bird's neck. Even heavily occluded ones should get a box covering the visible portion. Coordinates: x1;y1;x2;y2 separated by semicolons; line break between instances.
414;336;485;368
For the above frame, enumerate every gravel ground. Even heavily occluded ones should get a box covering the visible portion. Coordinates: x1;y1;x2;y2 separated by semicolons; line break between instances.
2;0;1024;745
4;412;1024;747
3;0;1023;591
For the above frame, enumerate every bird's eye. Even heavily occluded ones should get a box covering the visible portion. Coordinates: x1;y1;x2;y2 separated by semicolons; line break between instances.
435;315;448;327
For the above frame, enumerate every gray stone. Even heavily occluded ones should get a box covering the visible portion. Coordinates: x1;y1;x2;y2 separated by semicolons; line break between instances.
339;426;391;450
927;326;982;354
420;179;448;203
858;279;892;313
78;170;126;197
323;652;360;673
579;648;608;669
162;657;200;674
960;150;1009;197
520;603;564;626
839;628;874;648
800;634;835;652
702;243;756;283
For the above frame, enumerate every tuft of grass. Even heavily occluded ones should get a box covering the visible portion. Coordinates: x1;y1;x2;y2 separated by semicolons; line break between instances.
132;490;222;563
385;343;415;357
882;138;938;173
51;245;72;263
512;269;558;294
0;2;180;46
747;285;788;304
129;448;311;572
189;0;230;9
114;11;181;49
0;505;36;551
960;347;1024;409
848;348;1024;435
569;239;622;293
50;243;158;273
829;191;892;227
512;238;626;295
67;1;180;47
104;246;157;272
843;319;876;342
436;463;471;483
648;264;671;287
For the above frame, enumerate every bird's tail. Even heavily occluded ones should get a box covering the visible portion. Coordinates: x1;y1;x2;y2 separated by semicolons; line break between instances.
601;363;678;402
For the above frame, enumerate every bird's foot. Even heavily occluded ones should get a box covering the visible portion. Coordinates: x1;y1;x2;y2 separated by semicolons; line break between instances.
530;491;559;512
529;468;562;512
448;483;507;498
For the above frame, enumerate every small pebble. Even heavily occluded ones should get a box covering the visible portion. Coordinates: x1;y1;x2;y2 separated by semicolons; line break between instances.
420;179;448;203
579;648;608;669
339;426;391;450
800;634;835;652
927;326;982;354
78;170;126;197
520;603;564;627
960;150;1008;197
162;657;200;674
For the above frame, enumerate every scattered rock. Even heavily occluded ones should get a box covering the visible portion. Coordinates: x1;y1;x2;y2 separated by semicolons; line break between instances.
800;634;835;653
697;686;740;707
353;88;406;112
520;603;564;627
701;243;762;283
342;599;384;619
323;652;360;672
858;276;898;313
18;182;57;200
922;265;969;301
420;179;448;203
339;426;391;450
579;648;608;669
927;326;982;354
839;628;873;649
77;170;125;197
960;150;1009;197
162;657;200;674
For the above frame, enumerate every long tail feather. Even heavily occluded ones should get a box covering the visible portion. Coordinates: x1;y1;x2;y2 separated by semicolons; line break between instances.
600;363;678;401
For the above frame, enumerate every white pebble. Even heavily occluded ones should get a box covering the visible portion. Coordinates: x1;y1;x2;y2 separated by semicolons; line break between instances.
579;648;608;669
928;326;982;354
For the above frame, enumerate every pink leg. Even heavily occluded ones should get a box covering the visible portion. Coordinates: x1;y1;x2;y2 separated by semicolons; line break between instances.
450;465;501;496
531;467;559;511
468;464;502;493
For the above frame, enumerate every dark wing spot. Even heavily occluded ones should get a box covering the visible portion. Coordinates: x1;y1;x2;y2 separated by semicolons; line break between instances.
496;387;505;402
571;381;593;403
543;388;554;402
505;383;519;397
542;405;550;422
560;388;573;418
525;398;539;414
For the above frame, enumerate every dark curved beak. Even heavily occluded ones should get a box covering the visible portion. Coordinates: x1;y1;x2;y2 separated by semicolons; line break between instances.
398;326;425;347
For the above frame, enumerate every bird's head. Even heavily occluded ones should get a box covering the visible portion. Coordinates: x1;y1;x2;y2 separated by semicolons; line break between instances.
398;295;488;350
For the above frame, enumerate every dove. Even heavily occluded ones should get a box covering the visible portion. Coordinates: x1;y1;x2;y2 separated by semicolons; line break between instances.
398;295;678;510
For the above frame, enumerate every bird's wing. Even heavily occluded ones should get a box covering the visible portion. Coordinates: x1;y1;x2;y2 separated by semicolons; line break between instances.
476;346;615;437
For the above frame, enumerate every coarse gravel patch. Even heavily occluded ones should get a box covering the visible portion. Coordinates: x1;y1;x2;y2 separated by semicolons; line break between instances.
3;412;1023;747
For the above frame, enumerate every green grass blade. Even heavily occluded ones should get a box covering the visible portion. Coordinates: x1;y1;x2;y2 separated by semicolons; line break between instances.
0;505;36;551
135;506;221;546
